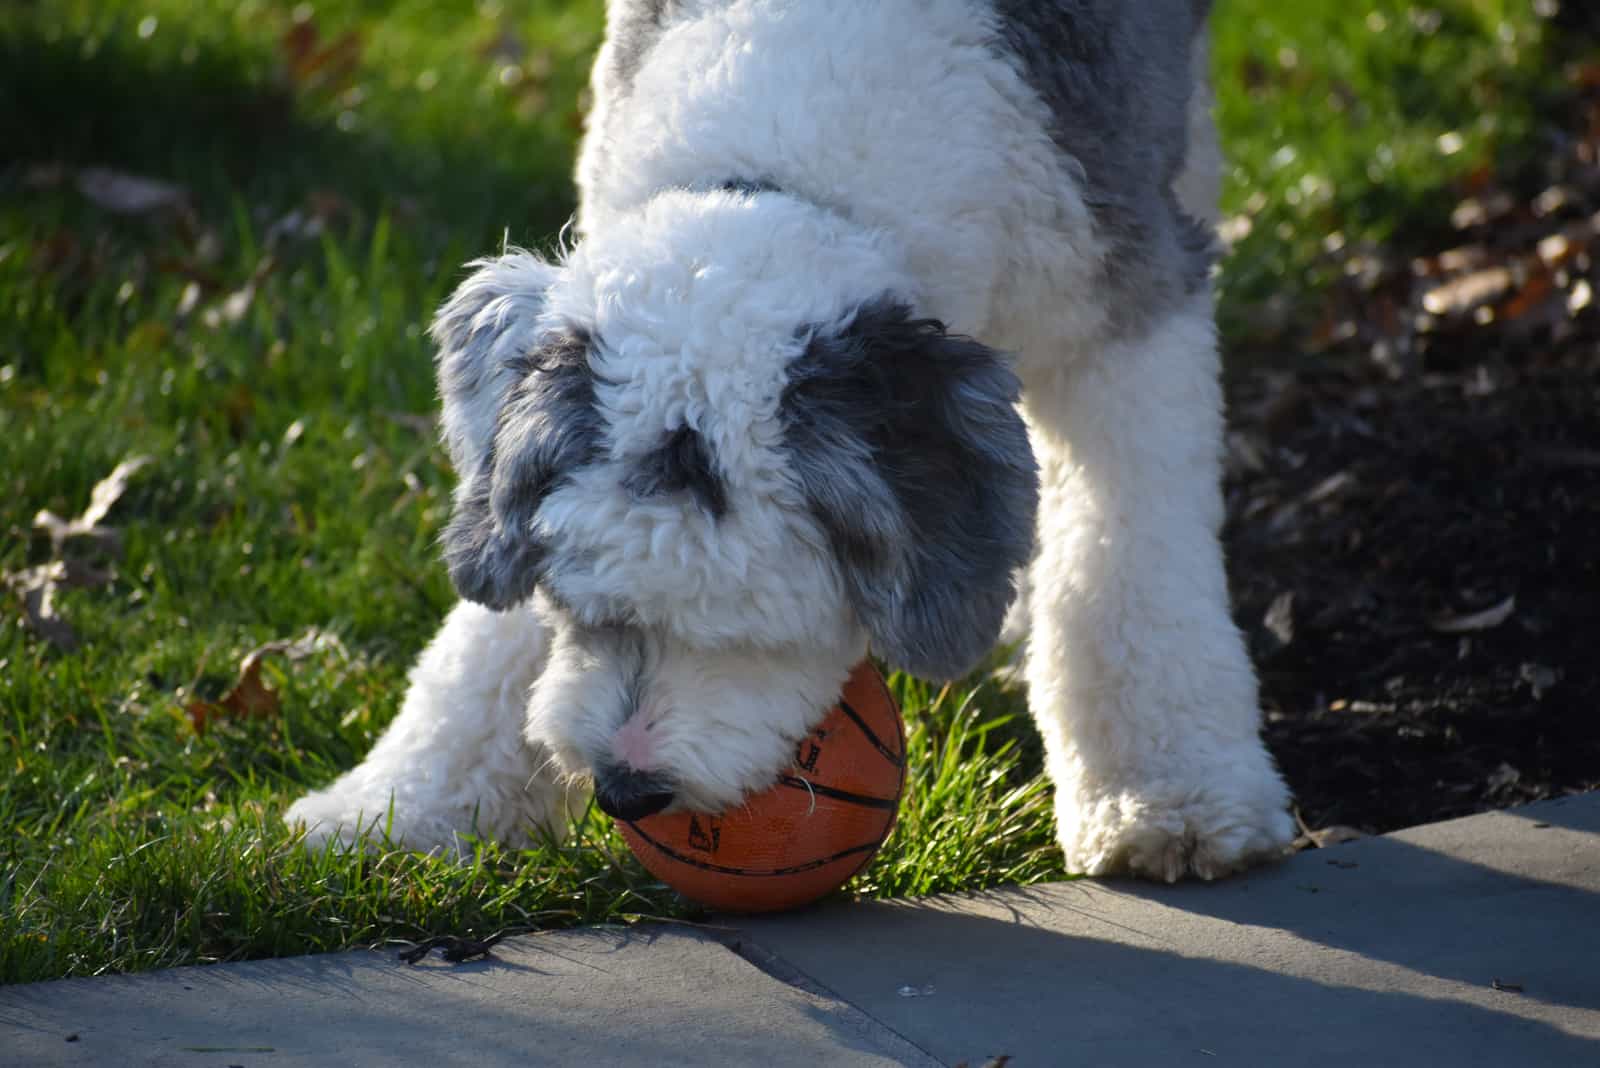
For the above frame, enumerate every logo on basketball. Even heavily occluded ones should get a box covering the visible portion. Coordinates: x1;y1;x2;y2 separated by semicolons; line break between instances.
687;814;721;855
795;727;828;773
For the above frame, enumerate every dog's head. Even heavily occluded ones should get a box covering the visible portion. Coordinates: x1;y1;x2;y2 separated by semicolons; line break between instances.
432;190;1036;818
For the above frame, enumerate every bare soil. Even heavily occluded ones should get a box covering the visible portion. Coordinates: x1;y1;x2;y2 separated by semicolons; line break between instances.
1222;39;1600;833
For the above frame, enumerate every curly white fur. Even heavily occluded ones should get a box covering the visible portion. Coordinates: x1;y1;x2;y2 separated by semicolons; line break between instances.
287;0;1293;881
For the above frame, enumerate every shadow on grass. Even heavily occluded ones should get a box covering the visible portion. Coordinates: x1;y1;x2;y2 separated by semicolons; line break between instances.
0;17;580;246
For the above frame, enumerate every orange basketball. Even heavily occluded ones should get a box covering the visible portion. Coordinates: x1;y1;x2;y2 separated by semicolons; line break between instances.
617;660;904;913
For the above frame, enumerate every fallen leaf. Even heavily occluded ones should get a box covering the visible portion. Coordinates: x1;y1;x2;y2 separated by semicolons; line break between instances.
34;455;152;555
1498;268;1554;321
1427;595;1516;634
4;562;80;650
9;458;149;651
1286;824;1363;850
1415;244;1490;277
188;630;346;733
225;649;281;716
1569;278;1593;315
1292;809;1367;850
1303;470;1357;505
190;652;278;734
1420;265;1514;316
1450;191;1515;231
74;168;189;215
281;21;363;94
81;456;153;529
202;255;276;330
1263;591;1295;649
3;555;116;650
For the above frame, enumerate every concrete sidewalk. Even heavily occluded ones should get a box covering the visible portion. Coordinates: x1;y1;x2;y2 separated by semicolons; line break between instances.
5;795;1598;1067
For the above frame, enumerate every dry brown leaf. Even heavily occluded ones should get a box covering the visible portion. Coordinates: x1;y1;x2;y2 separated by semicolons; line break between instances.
281;21;363;93
1573;62;1600;92
190;651;279;734
1498;268;1555;321
225;650;282;716
188;631;346;734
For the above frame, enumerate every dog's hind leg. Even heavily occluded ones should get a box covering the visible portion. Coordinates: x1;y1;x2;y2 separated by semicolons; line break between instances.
1020;294;1293;881
286;601;584;854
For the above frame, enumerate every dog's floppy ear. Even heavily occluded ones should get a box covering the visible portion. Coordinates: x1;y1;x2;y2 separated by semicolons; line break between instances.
431;252;563;482
781;298;1038;680
431;253;604;609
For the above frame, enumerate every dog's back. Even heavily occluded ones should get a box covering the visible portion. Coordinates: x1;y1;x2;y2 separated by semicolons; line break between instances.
578;0;1213;356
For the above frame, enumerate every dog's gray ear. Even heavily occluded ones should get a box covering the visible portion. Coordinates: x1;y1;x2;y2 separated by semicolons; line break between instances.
431;252;564;483
441;330;604;609
781;298;1038;680
431;254;604;609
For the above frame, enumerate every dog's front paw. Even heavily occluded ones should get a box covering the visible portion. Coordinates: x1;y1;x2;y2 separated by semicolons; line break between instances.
285;759;585;856
284;787;427;854
1054;747;1294;882
284;778;493;856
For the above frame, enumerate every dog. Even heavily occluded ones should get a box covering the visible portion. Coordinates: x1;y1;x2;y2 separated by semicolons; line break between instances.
287;0;1295;882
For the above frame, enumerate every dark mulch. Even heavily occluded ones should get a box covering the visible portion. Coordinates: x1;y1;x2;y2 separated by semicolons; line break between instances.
1226;357;1600;834
1223;39;1600;835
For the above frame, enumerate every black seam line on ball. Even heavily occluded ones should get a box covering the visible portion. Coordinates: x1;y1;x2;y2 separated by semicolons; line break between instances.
776;776;898;811
835;698;904;769
622;823;879;877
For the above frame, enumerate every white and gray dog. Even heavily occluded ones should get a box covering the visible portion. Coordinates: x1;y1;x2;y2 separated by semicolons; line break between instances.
288;0;1295;881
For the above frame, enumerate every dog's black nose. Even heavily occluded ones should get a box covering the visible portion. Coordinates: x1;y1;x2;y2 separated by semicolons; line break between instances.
594;767;675;821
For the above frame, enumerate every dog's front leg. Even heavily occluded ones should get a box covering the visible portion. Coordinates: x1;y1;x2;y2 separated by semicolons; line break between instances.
1022;297;1293;881
286;601;583;854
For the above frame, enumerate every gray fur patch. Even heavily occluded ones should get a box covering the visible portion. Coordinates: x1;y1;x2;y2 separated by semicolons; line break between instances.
442;330;607;609
430;253;561;482
598;0;675;102
622;426;729;518
989;0;1217;336
781;298;1039;680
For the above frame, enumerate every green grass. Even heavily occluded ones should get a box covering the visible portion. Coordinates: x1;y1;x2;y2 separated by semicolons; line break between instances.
0;0;1560;983
1211;0;1558;346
